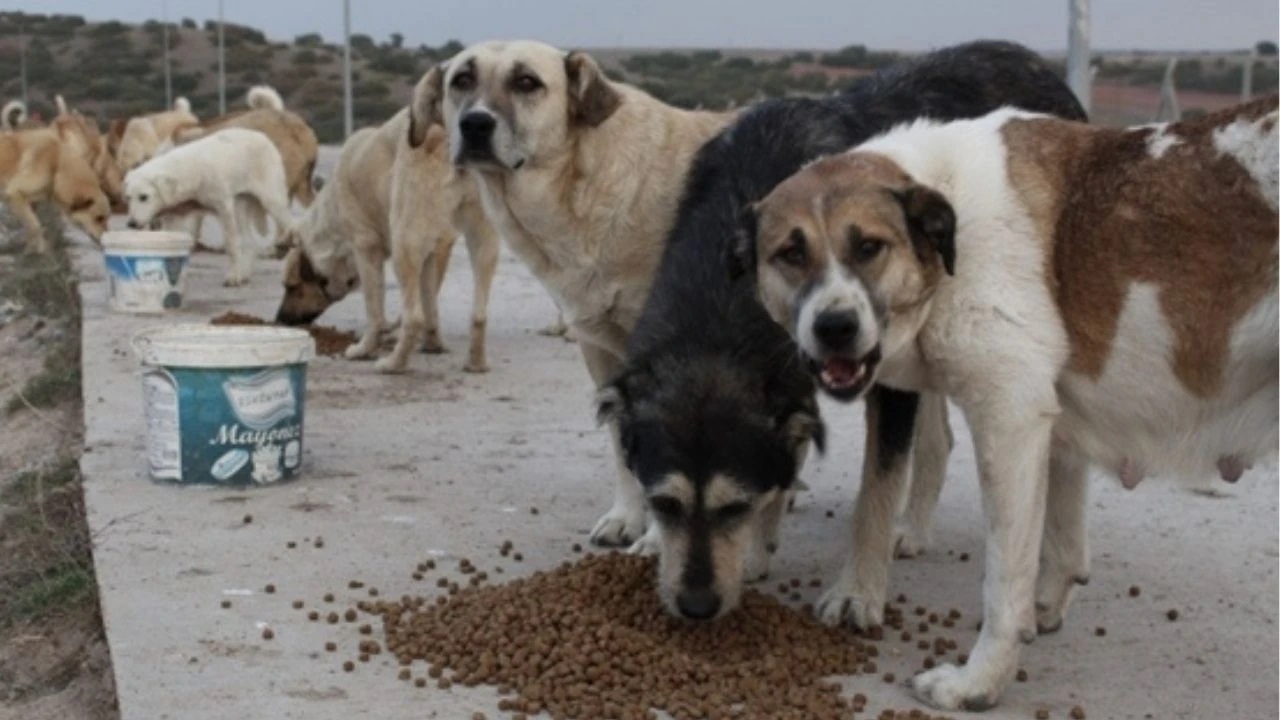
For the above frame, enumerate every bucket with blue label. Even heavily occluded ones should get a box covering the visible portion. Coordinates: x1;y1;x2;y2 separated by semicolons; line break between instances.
103;230;194;314
132;324;316;486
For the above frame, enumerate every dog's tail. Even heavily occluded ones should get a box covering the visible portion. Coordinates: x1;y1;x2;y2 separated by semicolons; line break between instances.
2;100;27;131
54;94;69;117
246;85;285;111
173;96;192;114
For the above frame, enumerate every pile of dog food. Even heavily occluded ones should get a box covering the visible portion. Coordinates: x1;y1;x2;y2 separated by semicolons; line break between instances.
209;311;356;357
355;552;957;720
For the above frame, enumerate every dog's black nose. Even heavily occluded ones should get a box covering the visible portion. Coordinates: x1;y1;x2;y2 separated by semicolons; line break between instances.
126;219;140;229
813;310;858;349
676;589;721;620
459;111;496;141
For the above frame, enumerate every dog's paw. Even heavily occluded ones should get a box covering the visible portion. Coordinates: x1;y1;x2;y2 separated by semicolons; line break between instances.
893;521;931;559
422;333;447;355
344;340;378;361
1034;567;1087;635
909;663;999;711
590;506;646;547
815;579;885;630
222;274;248;287
626;525;660;556
375;356;409;374
463;360;490;374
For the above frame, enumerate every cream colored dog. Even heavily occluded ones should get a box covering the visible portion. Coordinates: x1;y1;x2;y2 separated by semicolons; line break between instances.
412;40;733;545
124;127;293;286
274;102;499;374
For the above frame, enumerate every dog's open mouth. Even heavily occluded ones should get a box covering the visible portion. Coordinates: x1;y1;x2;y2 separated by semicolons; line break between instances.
808;346;880;400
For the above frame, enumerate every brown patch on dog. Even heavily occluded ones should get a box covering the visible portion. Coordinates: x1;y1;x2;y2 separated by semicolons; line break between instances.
1003;96;1279;397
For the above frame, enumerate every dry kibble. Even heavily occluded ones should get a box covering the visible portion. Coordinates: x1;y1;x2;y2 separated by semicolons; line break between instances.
472;713;487;720
323;593;334;603
1166;609;1180;621
314;538;325;548
414;677;427;688
1070;706;1087;719
359;624;373;635
344;609;357;622
220;599;231;609
398;668;411;681
292;600;304;610
959;552;970;562
264;584;275;594
359;653;370;663
367;554;880;720
572;543;583;553
261;628;274;640
325;642;337;652
1128;585;1141;598
1094;627;1106;637
242;514;252;524
368;587;379;597
883;672;896;683
286;541;296;549
1035;710;1050;720
512;552;523;562
1016;669;1028;682
342;661;354;672
349;580;364;589
327;612;340;624
825;509;834;518
530;507;539;515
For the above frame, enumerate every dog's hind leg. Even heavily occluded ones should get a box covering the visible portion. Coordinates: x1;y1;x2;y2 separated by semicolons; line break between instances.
460;219;500;374
1034;445;1089;634
420;235;454;355
215;202;250;286
585;341;648;547
817;386;917;630
377;231;432;374
257;187;296;258
344;229;388;361
895;392;953;558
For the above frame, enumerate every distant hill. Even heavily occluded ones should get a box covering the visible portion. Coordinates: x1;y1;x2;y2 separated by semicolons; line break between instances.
0;11;1273;141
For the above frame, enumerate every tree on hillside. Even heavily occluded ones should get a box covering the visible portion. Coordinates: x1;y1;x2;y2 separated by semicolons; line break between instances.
389;32;404;49
1257;41;1278;56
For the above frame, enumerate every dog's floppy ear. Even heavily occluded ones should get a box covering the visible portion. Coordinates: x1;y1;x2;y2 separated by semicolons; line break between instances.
408;63;446;149
564;51;622;128
727;201;760;280
895;185;956;276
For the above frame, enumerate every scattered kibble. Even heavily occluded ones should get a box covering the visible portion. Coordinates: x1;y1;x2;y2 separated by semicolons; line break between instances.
325;642;337;652
1016;669;1028;682
1094;627;1106;637
307;610;319;621
349;580;364;590
286;541;296;549
323;593;334;603
220;599;231;609
242;514;252;524
398;668;411;681
959;552;970;562
1070;706;1086;719
1128;585;1141;598
264;584;275;594
1035;709;1050;720
572;543;583;553
292;600;304;610
530;507;539;515
882;672;895;683
261;628;274;640
343;661;354;672
1166;609;1180;621
327;612;340;624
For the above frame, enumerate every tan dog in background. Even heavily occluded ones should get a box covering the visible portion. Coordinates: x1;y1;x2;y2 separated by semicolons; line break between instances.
110;96;198;174
0;123;110;251
275;98;500;375
171;86;318;208
52;96;123;210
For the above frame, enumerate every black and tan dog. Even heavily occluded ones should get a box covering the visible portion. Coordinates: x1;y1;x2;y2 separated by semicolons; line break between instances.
600;41;1086;622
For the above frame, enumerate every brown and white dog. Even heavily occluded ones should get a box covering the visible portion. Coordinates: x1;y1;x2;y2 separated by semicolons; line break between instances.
749;97;1278;710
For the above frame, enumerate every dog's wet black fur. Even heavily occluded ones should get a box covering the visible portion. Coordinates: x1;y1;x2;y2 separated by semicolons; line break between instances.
601;41;1087;614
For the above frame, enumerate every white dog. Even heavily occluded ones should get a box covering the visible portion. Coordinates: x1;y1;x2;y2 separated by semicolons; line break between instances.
125;127;293;286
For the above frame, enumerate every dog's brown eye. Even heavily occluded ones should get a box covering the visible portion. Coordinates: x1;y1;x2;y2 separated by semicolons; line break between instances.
451;72;476;91
512;74;543;93
854;239;886;263
774;228;808;267
649;496;684;521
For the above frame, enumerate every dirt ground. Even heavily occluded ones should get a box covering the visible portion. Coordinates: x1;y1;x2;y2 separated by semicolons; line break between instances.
0;211;118;720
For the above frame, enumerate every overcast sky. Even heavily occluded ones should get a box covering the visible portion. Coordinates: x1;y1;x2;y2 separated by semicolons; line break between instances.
17;1;1279;51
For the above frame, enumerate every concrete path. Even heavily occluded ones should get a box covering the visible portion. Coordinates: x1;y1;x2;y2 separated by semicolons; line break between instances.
74;180;1277;718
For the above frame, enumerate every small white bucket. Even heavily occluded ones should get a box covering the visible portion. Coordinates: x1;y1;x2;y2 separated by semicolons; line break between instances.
103;230;194;314
132;324;316;486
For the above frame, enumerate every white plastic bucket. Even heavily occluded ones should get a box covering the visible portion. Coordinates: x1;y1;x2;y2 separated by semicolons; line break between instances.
103;230;194;314
132;324;316;486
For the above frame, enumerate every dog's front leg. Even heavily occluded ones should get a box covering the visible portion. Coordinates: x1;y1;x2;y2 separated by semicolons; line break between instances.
744;489;787;582
894;392;953;557
910;389;1055;711
817;386;918;630
377;232;432;373
582;340;648;547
